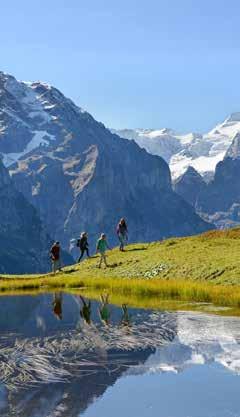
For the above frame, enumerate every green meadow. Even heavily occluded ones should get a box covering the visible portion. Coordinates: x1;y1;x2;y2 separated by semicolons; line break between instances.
1;228;240;309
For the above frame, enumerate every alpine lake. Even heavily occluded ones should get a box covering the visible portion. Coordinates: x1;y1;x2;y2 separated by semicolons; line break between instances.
0;291;240;417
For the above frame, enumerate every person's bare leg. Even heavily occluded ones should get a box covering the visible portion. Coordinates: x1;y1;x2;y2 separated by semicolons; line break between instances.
52;260;57;275
104;254;108;267
58;259;62;271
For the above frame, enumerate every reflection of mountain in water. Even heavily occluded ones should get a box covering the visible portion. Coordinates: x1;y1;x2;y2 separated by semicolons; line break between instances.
129;312;240;376
0;294;177;417
1;294;240;417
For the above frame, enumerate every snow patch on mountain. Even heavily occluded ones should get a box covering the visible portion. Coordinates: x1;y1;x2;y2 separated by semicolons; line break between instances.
0;71;89;165
2;131;55;167
114;114;240;179
170;151;226;179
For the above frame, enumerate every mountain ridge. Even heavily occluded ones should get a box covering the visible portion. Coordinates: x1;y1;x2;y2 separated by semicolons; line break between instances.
0;72;213;252
113;112;240;180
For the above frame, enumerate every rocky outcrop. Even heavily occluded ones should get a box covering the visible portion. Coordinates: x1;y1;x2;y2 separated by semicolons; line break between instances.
0;159;55;273
197;133;240;227
0;72;213;250
174;166;207;207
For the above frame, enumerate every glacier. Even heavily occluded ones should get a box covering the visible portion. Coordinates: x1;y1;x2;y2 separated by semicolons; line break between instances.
113;113;240;180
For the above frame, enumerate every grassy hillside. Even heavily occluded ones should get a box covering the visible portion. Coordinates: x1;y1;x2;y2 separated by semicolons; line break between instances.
72;228;240;285
1;228;240;307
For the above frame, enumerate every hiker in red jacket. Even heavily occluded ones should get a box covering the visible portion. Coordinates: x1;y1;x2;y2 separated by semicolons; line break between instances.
50;241;62;274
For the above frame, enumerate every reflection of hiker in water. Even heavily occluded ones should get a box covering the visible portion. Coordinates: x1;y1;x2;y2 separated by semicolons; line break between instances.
52;292;63;320
120;304;131;327
117;218;128;251
99;294;110;325
79;295;91;324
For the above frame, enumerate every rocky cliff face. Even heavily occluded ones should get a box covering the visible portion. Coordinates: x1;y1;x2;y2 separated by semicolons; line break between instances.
0;159;53;274
197;133;240;228
173;166;207;208
0;72;213;250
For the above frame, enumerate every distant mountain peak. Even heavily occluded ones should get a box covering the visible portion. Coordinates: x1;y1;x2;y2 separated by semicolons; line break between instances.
114;112;240;180
174;165;206;207
0;72;90;166
180;165;203;179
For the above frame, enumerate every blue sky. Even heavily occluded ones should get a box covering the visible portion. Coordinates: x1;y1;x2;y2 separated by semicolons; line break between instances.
1;0;240;132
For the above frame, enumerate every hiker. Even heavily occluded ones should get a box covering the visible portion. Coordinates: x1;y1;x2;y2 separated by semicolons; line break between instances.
99;294;110;325
79;295;91;324
52;292;63;320
96;233;110;268
117;218;128;251
77;232;90;262
50;241;62;274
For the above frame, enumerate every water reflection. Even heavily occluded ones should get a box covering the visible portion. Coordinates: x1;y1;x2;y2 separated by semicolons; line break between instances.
79;295;91;324
120;304;131;328
0;293;239;416
99;294;111;325
52;292;63;320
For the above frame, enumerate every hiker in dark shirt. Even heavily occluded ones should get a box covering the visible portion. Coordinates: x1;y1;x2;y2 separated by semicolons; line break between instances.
117;218;128;251
50;241;62;274
77;232;90;262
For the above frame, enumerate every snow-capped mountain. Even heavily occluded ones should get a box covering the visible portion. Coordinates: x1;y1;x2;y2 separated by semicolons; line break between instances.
0;70;238;183
113;113;240;180
0;71;213;251
0;71;87;167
